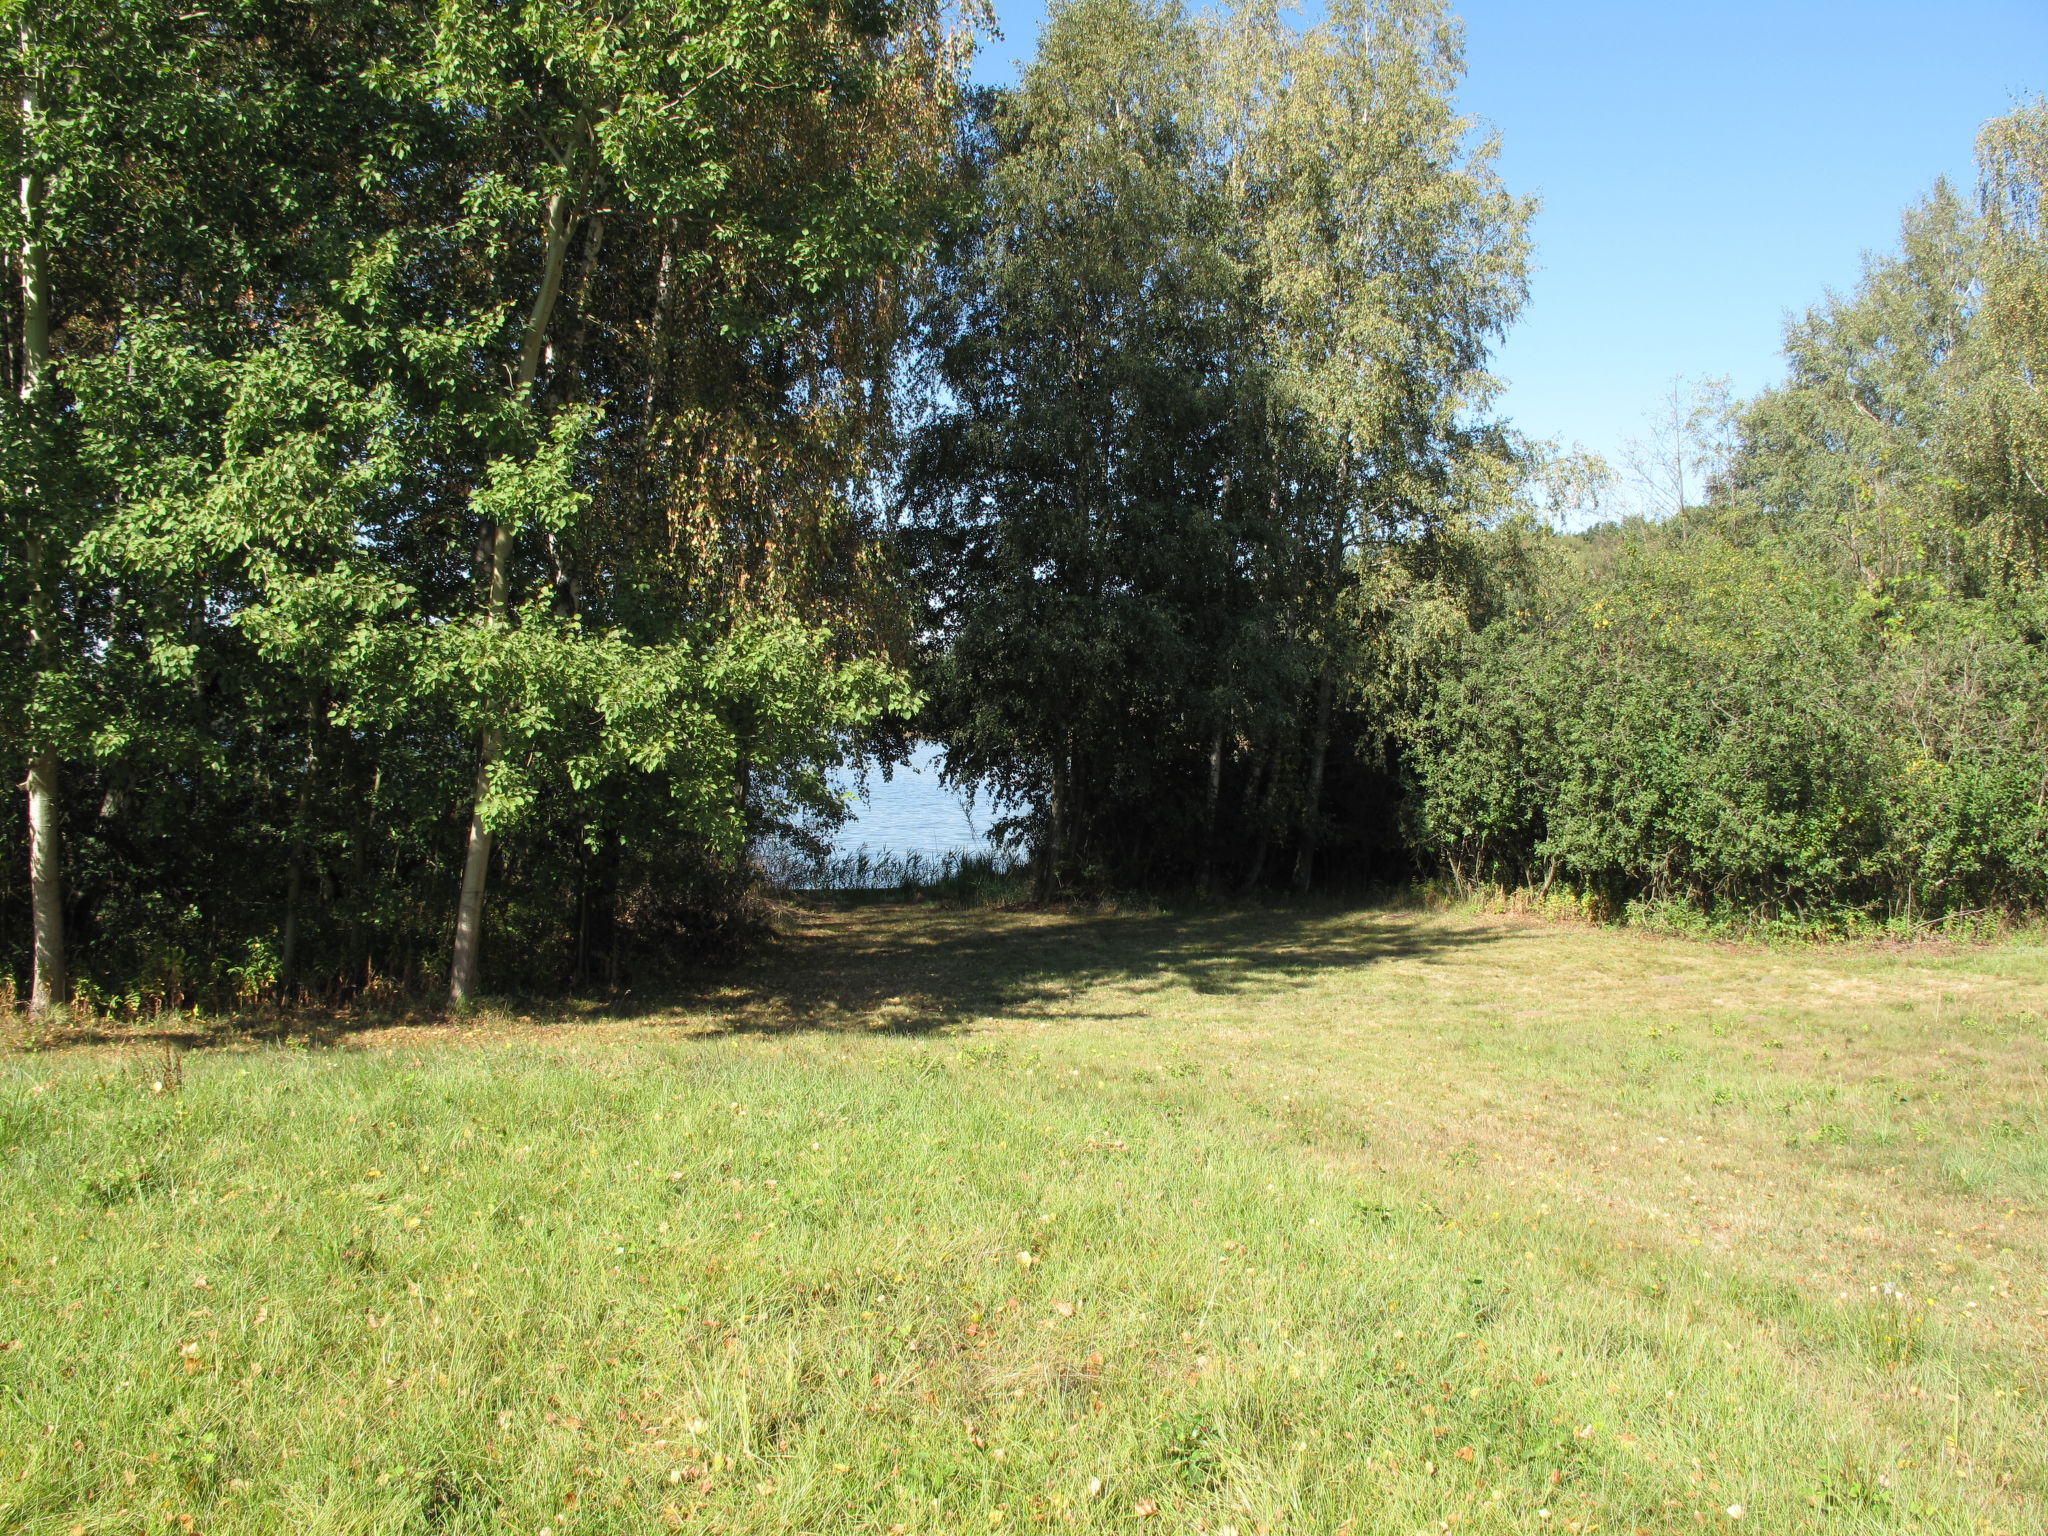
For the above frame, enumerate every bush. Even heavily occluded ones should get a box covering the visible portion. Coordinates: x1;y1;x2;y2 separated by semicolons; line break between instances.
1406;525;2048;924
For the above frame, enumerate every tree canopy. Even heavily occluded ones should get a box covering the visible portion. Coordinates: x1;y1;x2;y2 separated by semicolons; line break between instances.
904;0;1527;896
2;0;961;1009
8;3;2048;1013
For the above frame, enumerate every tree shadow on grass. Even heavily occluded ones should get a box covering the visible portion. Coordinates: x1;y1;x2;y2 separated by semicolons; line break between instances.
658;898;1515;1037
8;899;1517;1053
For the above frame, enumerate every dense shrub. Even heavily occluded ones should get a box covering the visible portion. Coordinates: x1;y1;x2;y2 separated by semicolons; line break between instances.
1407;526;2048;923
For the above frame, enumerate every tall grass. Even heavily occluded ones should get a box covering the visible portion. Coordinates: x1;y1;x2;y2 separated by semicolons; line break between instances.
763;843;1028;901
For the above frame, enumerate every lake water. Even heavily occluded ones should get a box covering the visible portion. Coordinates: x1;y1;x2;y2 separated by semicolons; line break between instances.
827;743;1008;865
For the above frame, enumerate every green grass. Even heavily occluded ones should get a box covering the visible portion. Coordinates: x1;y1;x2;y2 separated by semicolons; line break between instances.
4;900;2048;1534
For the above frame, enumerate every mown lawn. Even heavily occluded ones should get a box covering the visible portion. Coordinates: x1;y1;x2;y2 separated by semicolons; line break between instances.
4;901;2047;1535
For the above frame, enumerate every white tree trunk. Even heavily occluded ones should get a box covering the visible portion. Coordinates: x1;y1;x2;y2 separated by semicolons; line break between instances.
26;746;62;1011
20;34;64;1013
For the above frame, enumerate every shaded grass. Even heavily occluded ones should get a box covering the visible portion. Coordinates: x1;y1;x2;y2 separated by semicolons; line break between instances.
3;902;2047;1533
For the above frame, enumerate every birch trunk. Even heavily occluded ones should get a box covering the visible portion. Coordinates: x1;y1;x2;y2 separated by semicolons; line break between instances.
19;37;64;1013
1038;751;1067;902
546;211;604;617
448;186;578;1006
26;746;61;1011
348;763;379;993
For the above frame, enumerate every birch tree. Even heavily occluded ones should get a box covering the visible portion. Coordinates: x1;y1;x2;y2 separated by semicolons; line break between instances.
51;0;957;1006
1966;100;2048;578
12;5;58;1009
903;0;1243;892
411;0;960;1001
1214;0;1528;891
906;0;1526;893
3;1;398;1011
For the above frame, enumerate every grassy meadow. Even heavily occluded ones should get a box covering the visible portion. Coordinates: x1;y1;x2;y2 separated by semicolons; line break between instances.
3;900;2047;1535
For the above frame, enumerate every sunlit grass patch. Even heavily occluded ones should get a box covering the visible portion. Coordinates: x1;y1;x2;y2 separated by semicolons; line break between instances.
3;901;2046;1533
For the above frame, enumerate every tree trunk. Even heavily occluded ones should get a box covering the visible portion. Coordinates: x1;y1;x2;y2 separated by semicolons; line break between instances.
448;185;579;1006
278;710;319;997
1241;744;1283;896
448;732;500;1005
20;38;63;1014
348;762;378;994
1038;751;1067;902
26;748;62;1011
1291;665;1336;893
1196;724;1223;896
574;853;590;988
1065;747;1082;876
638;218;677;421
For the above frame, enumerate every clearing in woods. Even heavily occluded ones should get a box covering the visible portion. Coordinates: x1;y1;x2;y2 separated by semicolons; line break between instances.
3;901;2046;1533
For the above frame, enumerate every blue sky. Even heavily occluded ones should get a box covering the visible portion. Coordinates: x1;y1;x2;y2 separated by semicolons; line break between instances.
967;0;2048;478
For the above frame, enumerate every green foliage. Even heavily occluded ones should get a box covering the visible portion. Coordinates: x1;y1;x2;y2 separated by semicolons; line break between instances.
1;0;961;1005
1410;526;2048;919
15;0;2048;985
904;0;1527;896
1408;105;2048;925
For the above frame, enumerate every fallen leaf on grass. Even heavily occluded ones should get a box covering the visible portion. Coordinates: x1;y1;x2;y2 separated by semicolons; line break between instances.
1133;1498;1159;1517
